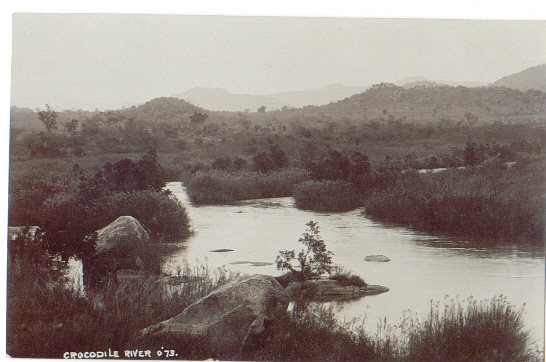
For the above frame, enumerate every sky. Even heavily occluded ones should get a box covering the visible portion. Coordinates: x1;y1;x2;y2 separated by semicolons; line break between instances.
8;11;546;111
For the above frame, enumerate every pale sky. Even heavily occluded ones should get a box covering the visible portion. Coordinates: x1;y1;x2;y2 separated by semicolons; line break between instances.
9;13;546;110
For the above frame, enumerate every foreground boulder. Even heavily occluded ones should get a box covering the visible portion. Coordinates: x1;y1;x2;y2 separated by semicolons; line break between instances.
140;274;289;352
364;255;391;262
285;278;389;302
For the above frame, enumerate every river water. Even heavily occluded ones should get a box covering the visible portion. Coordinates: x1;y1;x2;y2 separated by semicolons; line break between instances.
165;182;545;345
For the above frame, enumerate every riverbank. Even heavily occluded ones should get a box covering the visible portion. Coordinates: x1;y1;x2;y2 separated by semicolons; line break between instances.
183;157;545;246
364;158;545;245
7;247;542;361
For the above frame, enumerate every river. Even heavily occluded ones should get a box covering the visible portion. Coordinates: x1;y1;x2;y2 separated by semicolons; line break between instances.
165;182;545;345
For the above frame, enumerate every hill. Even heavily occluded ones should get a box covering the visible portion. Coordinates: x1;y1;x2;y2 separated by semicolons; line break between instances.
172;88;288;112
395;76;489;88
280;83;546;127
491;63;546;92
172;83;372;112
270;83;370;108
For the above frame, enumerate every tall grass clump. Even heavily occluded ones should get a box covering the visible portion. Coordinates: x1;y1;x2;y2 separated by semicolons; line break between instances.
400;296;538;362
293;180;362;212
329;265;368;288
185;168;309;204
7;232;234;359
241;303;385;361
364;159;545;244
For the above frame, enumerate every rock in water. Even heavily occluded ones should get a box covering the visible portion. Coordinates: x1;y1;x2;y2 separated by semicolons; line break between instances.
364;255;391;262
95;216;150;254
140;274;289;352
83;216;150;284
285;279;389;302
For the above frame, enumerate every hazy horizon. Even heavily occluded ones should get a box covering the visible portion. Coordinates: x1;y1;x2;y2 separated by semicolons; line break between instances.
10;15;546;111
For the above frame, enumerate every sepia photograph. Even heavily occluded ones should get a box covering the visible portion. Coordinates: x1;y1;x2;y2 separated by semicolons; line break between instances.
5;7;546;361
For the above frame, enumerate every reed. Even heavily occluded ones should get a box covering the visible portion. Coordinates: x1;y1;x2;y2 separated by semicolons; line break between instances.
7;241;234;358
185;168;309;204
293;180;362;212
364;159;545;245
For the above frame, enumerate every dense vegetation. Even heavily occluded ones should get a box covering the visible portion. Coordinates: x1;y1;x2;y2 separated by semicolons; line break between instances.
9;150;192;259
364;159;545;244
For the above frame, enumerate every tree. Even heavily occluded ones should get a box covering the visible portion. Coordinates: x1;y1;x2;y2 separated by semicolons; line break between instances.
276;221;334;281
253;144;289;173
258;105;266;113
65;119;79;133
37;104;58;132
189;110;208;127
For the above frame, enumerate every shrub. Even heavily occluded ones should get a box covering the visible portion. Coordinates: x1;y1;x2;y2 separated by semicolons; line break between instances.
39;189;192;257
253;144;289;172
293;180;362;212
99;190;192;241
276;221;334;281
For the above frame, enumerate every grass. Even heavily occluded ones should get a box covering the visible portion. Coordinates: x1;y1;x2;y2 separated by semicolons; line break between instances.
6;237;235;359
184;168;310;204
399;296;541;362
329;266;368;288
274;268;367;289
293;179;363;212
364;158;545;245
7;240;542;361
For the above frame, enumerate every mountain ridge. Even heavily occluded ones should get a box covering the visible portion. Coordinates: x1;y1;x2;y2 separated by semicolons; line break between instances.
491;63;546;92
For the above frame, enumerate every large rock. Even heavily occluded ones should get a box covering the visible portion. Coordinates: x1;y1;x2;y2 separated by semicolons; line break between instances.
140;274;289;352
95;216;150;254
364;255;391;262
285;278;389;302
83;216;150;285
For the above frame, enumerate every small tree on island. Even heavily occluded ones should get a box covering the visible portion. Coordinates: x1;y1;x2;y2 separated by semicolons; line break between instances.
276;221;334;281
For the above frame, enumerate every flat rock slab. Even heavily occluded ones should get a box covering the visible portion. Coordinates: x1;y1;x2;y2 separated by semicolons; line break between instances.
286;278;389;302
230;261;274;267
364;255;391;262
210;248;234;252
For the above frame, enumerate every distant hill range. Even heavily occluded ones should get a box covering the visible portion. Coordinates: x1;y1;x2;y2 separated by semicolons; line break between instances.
172;83;370;112
394;76;490;88
173;79;499;112
490;63;546;92
270;83;370;108
172;87;288;113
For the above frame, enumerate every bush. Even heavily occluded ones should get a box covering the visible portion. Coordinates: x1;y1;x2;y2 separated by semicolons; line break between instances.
9;152;191;259
293;180;362;212
39;189;192;257
99;190;192;241
330;266;367;288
